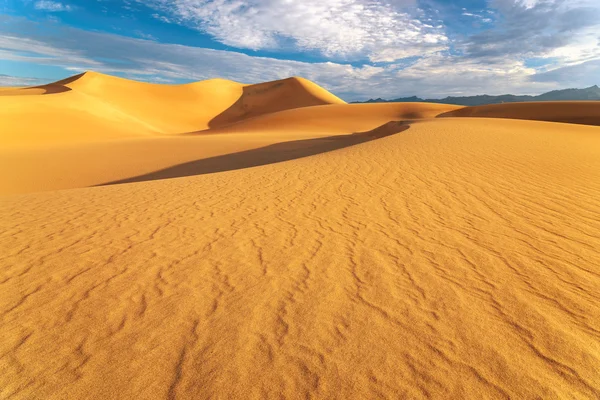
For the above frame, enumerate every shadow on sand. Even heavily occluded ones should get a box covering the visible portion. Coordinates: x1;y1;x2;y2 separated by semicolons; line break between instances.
98;122;410;187
29;84;72;95
207;81;287;129
25;73;85;95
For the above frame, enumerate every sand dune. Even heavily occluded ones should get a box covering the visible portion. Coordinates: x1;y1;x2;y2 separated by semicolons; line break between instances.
0;71;353;194
0;130;372;195
1;72;600;399
0;77;459;195
439;101;600;126
203;102;459;135
0;72;345;147
208;76;346;128
1;117;599;399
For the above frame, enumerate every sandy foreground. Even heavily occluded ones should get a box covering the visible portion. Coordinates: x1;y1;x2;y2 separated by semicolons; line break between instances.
1;73;600;399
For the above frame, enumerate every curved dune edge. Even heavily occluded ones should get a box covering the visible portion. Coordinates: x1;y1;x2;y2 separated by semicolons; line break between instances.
0;72;347;147
198;102;460;135
99;120;410;187
0;100;460;195
1;117;599;399
438;101;600;126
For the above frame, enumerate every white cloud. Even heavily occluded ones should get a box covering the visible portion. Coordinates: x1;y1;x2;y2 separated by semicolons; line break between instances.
543;26;600;65
0;35;104;67
393;54;555;97
0;74;44;86
1;1;598;102
134;30;157;41
465;0;600;67
0;27;390;99
517;0;540;9
531;59;600;88
34;1;73;12
0;24;565;100
141;0;448;62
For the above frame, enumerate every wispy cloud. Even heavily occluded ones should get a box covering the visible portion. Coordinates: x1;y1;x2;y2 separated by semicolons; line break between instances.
0;74;45;86
2;0;599;100
530;59;600;87
34;1;73;12
140;0;448;62
0;19;573;100
464;0;600;65
134;30;157;41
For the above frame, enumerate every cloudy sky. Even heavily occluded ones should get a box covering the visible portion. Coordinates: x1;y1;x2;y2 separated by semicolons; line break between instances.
0;0;599;100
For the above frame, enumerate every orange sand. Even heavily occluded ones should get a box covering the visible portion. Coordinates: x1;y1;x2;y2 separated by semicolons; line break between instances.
439;101;600;126
0;73;459;195
1;73;600;399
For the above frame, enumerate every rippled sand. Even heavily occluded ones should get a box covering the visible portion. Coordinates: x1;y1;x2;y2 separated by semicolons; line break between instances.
1;73;600;399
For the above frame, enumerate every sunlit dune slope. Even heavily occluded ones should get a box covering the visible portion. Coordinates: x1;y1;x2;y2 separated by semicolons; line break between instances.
0;102;459;195
0;87;26;93
439;101;600;126
1;118;600;399
0;72;345;146
204;102;461;135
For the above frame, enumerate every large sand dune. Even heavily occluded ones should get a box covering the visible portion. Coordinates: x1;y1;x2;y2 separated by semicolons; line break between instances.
0;72;345;146
1;73;600;399
0;73;459;194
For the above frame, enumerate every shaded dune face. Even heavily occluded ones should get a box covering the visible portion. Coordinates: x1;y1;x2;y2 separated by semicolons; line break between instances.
204;102;460;135
438;101;600;126
208;77;346;128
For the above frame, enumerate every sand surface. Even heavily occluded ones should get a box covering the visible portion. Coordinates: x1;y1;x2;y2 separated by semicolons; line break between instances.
0;72;459;195
439;101;600;126
1;74;600;399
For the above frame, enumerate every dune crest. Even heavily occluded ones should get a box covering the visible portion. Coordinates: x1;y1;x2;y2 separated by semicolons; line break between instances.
0;72;347;145
208;76;346;128
0;71;460;194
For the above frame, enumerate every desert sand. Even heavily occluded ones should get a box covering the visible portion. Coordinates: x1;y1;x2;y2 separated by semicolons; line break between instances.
0;73;459;195
1;73;600;399
439;101;600;126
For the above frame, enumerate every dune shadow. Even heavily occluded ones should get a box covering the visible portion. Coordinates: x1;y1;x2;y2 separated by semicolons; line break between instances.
434;104;600;126
29;84;72;95
98;122;409;187
208;81;286;129
21;72;84;95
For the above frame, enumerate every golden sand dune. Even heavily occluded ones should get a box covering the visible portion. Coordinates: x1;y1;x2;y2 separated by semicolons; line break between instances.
0;72;345;146
205;102;459;135
0;79;459;195
0;72;354;194
439;101;600;126
0;87;26;94
0;126;382;195
1;116;600;399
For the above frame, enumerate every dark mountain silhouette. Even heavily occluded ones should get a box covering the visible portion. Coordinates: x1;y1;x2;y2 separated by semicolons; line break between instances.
353;85;600;106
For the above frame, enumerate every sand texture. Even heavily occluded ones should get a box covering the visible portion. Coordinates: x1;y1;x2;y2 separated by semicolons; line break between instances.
1;73;600;399
0;72;459;195
439;101;600;126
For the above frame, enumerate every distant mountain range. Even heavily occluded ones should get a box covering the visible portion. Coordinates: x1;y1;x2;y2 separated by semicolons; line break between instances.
353;85;600;106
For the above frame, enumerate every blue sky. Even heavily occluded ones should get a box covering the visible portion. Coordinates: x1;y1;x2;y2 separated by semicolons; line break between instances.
1;0;599;100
